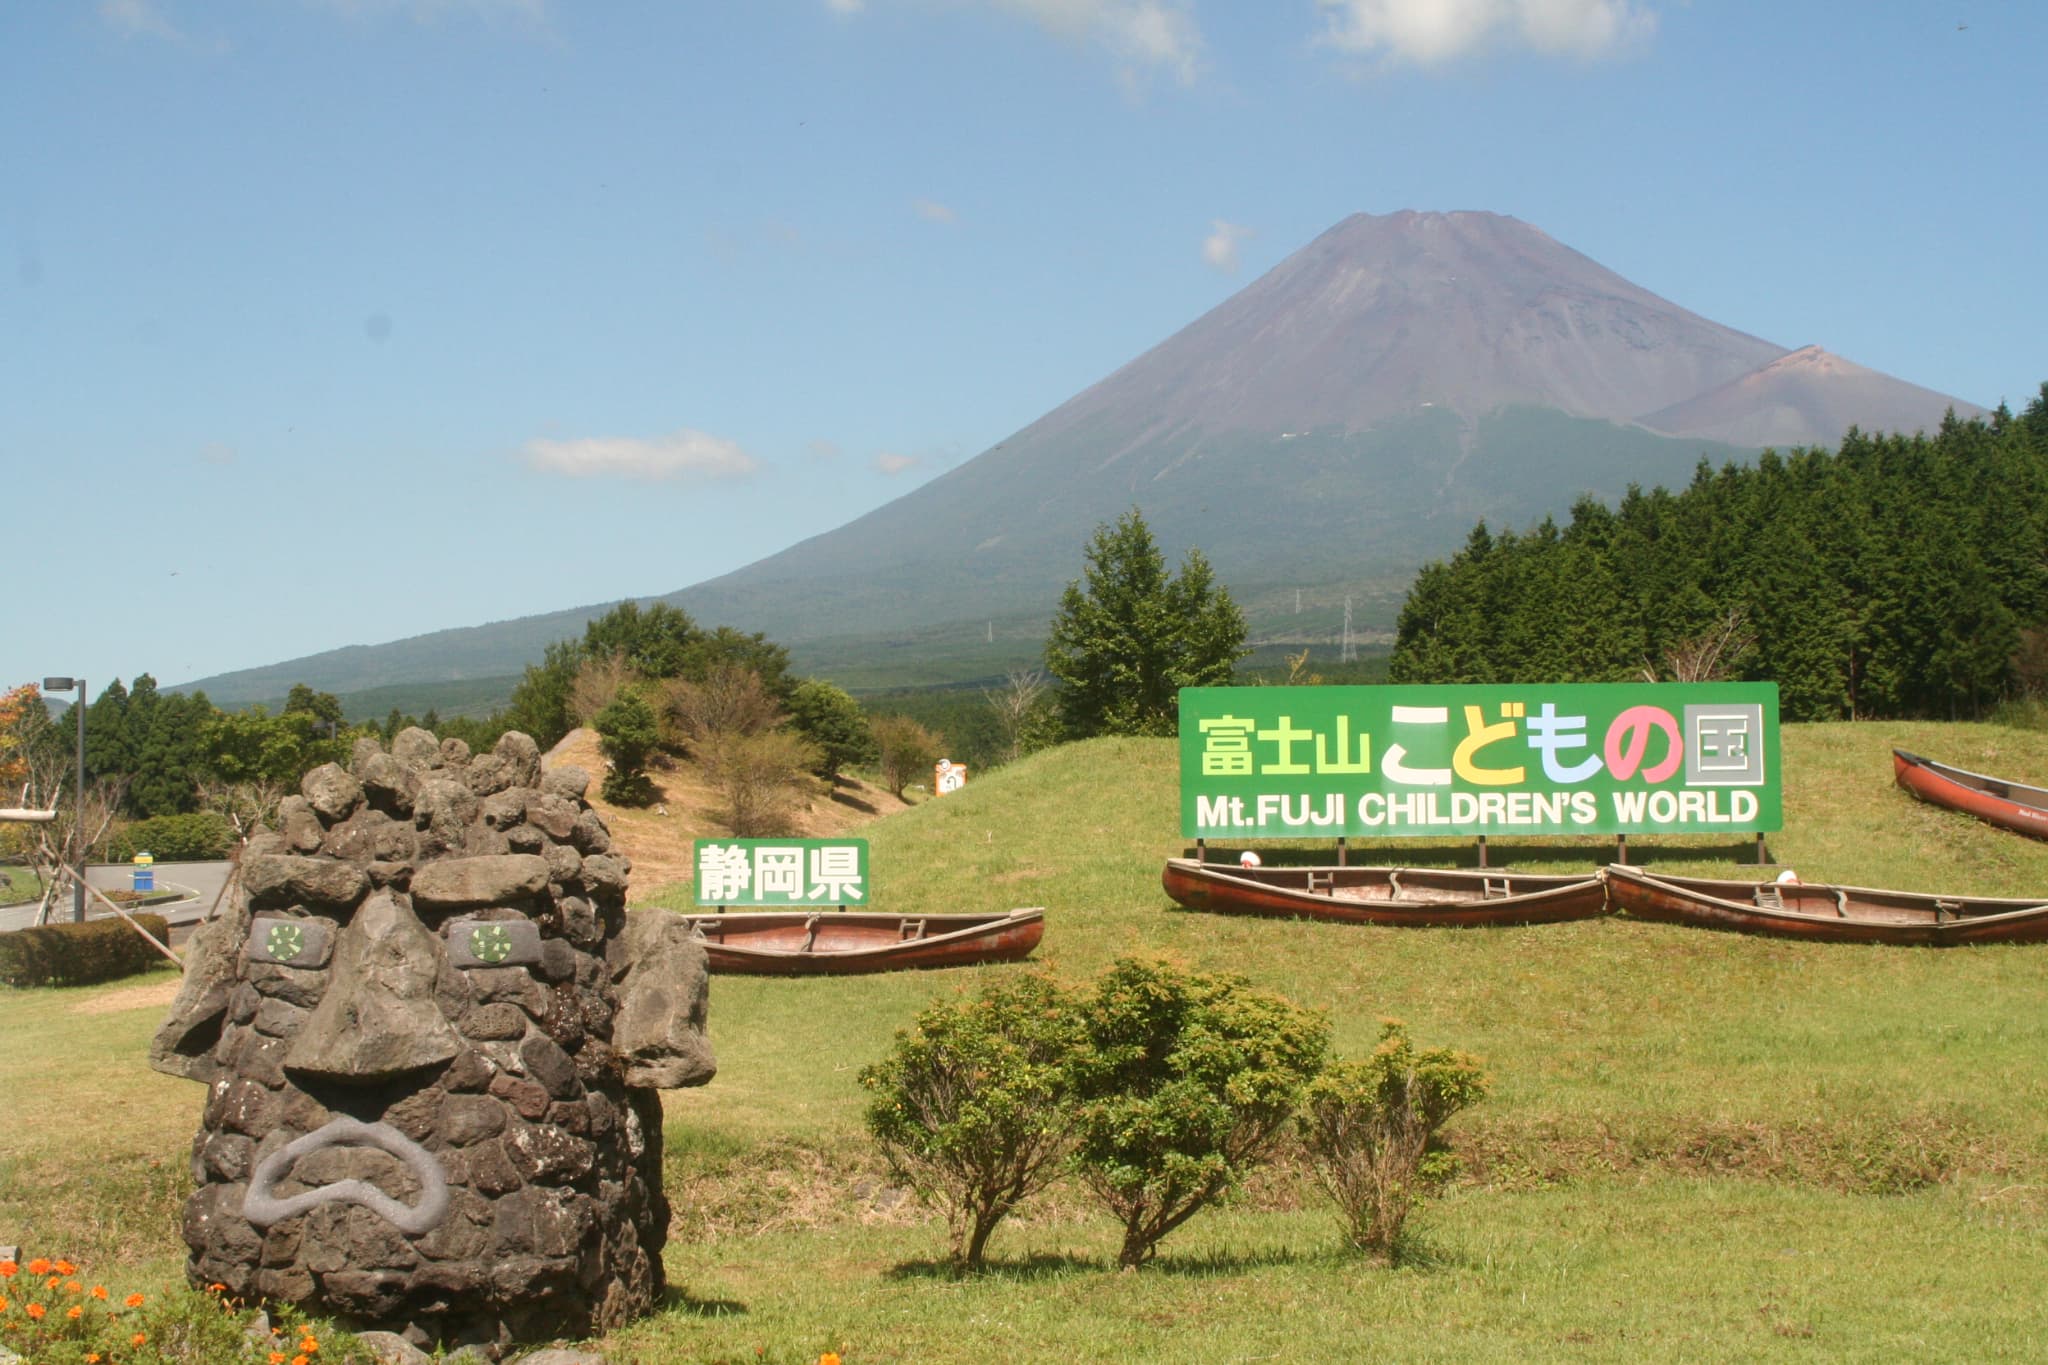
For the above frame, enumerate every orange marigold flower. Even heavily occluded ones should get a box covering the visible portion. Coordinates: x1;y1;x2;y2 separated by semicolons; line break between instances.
125;1292;146;1308
0;1260;16;1277
270;1352;287;1364
0;1294;9;1311
46;1277;61;1290
68;1304;85;1320
54;1260;76;1275
820;1354;843;1365
66;1280;83;1294
26;1302;47;1320
301;1335;319;1351
26;1259;51;1276
87;1355;102;1364
91;1284;109;1300
132;1331;148;1346
209;1282;228;1293
293;1354;310;1365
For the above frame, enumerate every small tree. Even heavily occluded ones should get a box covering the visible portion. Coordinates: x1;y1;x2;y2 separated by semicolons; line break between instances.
1068;957;1329;1268
860;973;1086;1272
697;728;820;836
1298;1020;1488;1263
871;714;943;800
983;667;1056;765
1045;508;1248;738
594;691;661;806
786;679;877;779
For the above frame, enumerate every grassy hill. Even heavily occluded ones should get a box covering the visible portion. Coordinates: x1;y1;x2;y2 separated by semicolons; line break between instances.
6;721;2048;1360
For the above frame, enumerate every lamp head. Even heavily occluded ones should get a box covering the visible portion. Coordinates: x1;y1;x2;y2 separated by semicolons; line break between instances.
42;676;78;691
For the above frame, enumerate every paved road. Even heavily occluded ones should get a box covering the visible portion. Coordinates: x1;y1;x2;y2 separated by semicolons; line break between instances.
0;860;234;934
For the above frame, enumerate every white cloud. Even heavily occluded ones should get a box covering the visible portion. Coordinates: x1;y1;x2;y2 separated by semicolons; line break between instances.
99;0;184;41
197;441;236;467
914;198;958;225
311;0;548;25
894;1;1206;85
1202;220;1252;273
873;452;920;476
523;429;760;482
1317;0;1654;65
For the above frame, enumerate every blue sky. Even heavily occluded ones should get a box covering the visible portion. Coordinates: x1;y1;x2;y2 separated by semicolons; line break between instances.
5;0;2043;695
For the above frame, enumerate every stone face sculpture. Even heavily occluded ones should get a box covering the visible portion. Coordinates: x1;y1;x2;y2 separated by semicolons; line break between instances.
151;728;714;1356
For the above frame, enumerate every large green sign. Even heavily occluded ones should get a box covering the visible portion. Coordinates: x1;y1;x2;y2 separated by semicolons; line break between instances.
1180;684;1780;838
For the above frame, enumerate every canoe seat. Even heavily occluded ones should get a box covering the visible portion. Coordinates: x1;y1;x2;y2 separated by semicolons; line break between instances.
689;918;723;941
1934;899;1963;922
1306;872;1334;895
801;914;822;952
1753;886;1785;910
899;918;928;940
1483;877;1511;900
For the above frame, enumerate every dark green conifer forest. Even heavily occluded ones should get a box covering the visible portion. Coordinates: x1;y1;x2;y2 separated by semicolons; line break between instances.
1389;388;2048;720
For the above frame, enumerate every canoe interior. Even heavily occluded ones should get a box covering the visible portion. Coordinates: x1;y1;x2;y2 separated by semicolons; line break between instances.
677;910;1045;972
1603;865;2048;940
1896;748;2048;812
684;910;1033;953
1168;860;1598;906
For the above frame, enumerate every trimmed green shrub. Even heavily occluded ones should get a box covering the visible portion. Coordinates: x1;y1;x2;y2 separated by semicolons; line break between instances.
103;811;235;862
1068;956;1329;1268
0;913;172;987
1298;1019;1489;1262
861;972;1085;1271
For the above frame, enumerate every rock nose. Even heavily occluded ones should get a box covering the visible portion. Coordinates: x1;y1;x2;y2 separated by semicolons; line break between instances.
285;890;460;1084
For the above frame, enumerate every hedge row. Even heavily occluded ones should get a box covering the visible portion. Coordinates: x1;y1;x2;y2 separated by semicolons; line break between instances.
0;913;173;988
102;812;236;863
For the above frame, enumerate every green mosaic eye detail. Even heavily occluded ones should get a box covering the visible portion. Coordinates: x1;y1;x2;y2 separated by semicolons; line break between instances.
469;924;514;965
266;923;306;962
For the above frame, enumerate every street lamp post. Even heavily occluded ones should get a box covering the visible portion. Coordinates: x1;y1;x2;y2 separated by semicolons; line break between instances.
42;676;87;923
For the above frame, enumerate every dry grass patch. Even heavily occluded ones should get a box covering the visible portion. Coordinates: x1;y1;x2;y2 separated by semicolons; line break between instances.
545;727;913;893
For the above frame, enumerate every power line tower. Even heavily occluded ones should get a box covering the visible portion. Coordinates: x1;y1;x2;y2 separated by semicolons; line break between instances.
1341;597;1356;664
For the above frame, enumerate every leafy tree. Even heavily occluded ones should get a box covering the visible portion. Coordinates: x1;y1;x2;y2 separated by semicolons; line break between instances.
861;973;1086;1272
594;691;661;806
504;638;585;749
1298;1021;1488;1263
1067;957;1329;1268
1045;509;1249;738
872;714;943;800
283;683;345;730
787;679;877;778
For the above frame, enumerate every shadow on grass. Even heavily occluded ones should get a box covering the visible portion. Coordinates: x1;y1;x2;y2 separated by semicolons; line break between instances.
662;1287;749;1318
829;788;880;814
886;1242;1386;1281
1178;840;1775;870
882;1251;1100;1283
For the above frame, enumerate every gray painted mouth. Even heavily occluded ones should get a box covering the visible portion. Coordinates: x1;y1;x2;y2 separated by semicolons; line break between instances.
243;1117;450;1234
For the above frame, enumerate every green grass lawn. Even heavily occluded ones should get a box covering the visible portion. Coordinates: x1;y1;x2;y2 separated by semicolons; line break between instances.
7;722;2048;1361
0;864;41;904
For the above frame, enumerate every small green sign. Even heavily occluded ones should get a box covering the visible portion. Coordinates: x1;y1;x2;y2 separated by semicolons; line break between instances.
694;839;869;908
469;924;514;964
266;922;306;962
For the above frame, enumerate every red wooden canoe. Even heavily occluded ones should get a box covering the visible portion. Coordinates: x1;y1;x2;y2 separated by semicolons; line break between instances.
1893;749;2048;841
1602;863;2048;946
1160;859;1608;927
677;908;1044;974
